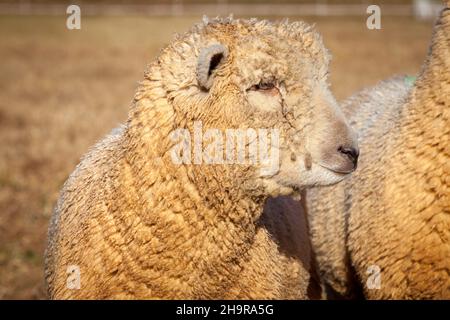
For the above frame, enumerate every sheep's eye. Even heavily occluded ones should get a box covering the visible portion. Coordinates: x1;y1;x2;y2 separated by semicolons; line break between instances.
249;82;276;91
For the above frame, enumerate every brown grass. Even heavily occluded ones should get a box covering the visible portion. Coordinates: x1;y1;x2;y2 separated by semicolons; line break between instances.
0;14;433;299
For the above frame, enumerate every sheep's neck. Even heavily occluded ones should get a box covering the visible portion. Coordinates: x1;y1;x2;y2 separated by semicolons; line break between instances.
123;67;268;293
157;159;266;231
122;146;266;296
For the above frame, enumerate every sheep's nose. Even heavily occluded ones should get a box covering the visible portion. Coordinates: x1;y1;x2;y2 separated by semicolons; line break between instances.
338;145;359;170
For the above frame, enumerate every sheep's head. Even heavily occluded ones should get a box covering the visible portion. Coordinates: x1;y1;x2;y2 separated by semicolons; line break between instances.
156;17;358;198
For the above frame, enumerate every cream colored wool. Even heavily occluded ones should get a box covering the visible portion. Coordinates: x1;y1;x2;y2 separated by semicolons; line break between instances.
44;17;357;299
307;6;450;299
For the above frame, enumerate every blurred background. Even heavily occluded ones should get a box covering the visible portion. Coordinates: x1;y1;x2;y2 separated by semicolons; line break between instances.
0;0;443;299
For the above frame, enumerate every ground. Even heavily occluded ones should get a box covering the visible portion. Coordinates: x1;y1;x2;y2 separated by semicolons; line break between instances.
0;14;433;299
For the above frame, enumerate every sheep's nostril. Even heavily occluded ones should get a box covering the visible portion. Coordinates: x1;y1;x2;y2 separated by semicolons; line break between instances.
338;146;359;168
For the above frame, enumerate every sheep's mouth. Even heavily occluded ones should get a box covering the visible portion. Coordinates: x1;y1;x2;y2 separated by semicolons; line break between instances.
317;163;354;175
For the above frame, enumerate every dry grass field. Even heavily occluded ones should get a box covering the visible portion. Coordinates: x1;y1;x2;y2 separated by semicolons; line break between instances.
0;14;434;299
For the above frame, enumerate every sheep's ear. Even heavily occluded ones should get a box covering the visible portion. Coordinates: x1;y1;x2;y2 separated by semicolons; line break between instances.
196;44;228;91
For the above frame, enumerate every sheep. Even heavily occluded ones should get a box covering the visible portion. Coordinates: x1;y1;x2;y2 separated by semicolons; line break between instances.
44;16;360;299
306;5;450;299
